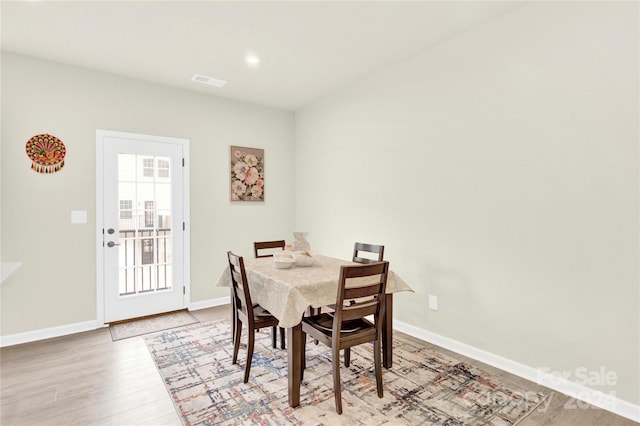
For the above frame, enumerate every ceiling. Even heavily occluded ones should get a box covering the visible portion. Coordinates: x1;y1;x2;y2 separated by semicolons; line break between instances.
1;1;524;111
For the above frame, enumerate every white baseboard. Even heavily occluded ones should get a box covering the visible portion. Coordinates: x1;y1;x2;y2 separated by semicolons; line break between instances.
0;298;231;348
189;296;230;312
0;320;101;348
394;320;640;423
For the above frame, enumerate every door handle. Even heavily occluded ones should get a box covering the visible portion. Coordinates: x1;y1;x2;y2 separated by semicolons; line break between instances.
107;241;120;248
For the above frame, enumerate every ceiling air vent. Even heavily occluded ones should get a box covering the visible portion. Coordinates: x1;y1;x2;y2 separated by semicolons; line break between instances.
191;74;227;87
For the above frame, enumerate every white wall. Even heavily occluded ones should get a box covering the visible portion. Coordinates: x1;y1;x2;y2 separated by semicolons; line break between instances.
295;2;639;406
1;52;295;335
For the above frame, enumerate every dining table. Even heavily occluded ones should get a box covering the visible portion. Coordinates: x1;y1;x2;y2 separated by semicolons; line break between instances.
215;253;413;407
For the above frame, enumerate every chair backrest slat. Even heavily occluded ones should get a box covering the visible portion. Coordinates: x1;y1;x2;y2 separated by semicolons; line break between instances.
352;242;384;264
230;269;249;309
254;240;286;258
343;283;381;300
333;261;389;333
342;299;379;321
228;251;255;324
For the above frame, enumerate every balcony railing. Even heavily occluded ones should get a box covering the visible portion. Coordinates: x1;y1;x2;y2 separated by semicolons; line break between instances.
118;228;172;296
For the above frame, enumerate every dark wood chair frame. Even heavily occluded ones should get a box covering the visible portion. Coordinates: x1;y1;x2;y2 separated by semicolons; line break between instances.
300;261;390;414
346;242;385;364
253;240;286;258
228;251;282;383
314;242;386;351
352;242;385;264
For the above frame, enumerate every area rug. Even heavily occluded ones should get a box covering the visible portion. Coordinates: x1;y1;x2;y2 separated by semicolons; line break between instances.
110;310;199;341
145;320;545;426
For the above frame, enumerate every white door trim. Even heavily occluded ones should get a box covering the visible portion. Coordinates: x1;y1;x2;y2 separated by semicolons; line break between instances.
95;129;190;326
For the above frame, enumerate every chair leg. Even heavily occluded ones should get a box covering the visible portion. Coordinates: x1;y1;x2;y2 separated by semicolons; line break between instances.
244;329;255;383
374;339;383;398
280;327;286;349
271;326;277;348
301;331;307;381
332;346;343;414
305;307;319;345
344;348;351;367
313;308;320;345
232;319;242;365
231;297;236;345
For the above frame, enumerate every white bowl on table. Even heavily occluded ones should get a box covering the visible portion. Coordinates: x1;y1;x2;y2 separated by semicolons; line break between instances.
292;251;315;267
274;257;294;269
274;251;293;259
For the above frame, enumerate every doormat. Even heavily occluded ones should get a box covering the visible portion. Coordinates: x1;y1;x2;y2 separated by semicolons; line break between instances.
109;310;200;341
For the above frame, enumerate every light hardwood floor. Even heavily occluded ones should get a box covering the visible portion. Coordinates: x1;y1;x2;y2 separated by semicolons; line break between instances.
1;306;636;425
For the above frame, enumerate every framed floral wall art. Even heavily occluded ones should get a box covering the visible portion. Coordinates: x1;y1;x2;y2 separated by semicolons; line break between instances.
230;146;265;201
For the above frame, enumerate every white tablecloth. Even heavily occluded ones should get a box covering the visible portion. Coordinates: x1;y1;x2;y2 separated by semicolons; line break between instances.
215;255;412;328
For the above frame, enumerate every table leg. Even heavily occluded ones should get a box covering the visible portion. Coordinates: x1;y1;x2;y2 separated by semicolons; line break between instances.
382;293;393;368
287;323;302;407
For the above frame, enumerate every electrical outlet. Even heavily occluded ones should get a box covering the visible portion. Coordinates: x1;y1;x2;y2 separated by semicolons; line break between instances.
428;295;438;311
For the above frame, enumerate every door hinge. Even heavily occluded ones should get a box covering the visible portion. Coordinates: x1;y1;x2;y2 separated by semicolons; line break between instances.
183;222;185;231
183;286;186;295
182;158;185;167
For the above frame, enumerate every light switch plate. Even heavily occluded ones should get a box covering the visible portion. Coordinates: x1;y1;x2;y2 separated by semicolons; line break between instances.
71;210;87;224
428;295;438;311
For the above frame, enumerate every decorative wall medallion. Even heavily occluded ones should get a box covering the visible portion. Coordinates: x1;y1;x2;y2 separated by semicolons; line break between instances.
230;146;264;201
25;133;66;173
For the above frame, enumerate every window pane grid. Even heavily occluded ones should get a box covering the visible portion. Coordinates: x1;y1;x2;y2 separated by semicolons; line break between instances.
117;154;172;296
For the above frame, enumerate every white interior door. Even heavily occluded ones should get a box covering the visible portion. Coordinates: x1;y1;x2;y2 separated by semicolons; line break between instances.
97;130;189;323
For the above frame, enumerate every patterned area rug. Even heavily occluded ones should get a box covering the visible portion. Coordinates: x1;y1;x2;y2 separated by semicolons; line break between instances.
110;310;199;341
144;320;545;426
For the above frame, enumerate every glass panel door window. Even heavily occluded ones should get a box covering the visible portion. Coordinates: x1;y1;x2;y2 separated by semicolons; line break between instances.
117;154;173;296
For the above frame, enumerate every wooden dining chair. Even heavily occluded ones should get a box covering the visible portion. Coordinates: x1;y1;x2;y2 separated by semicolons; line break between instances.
253;240;286;258
252;240;287;349
227;251;282;383
352;242;385;264
301;261;389;414
314;242;387;352
341;242;386;365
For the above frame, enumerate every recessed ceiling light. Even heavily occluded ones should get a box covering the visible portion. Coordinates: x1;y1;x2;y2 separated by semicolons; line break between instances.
245;54;261;66
191;74;227;87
